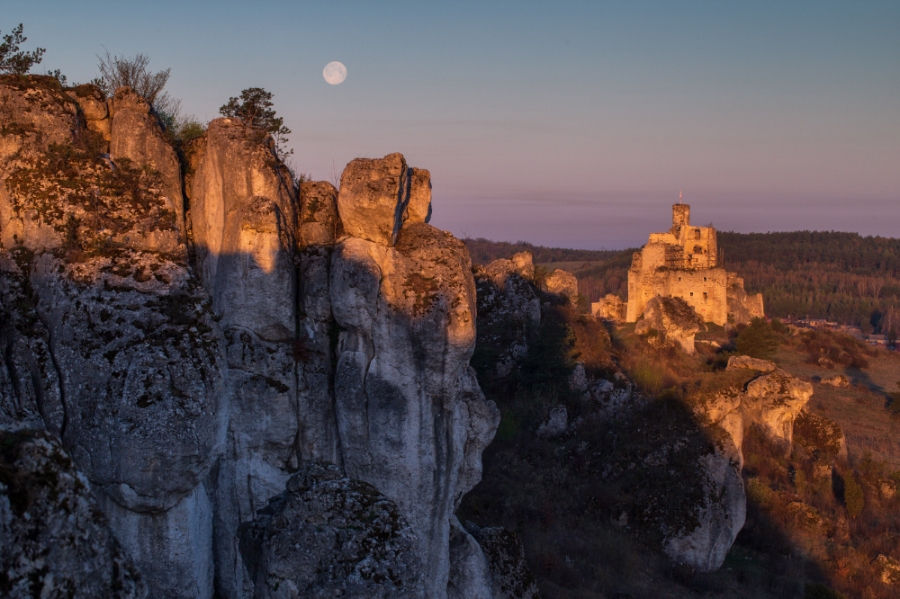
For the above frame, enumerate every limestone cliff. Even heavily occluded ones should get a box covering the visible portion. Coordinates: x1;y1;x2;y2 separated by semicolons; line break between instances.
0;77;498;599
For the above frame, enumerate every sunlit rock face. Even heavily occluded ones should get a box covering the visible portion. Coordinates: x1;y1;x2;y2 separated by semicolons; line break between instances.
336;153;433;246
109;86;185;250
0;81;181;255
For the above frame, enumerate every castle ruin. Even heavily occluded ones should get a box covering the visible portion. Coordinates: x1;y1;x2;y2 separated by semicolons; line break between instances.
610;203;763;326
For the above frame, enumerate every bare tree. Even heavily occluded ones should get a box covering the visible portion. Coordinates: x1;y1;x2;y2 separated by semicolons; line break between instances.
95;50;179;110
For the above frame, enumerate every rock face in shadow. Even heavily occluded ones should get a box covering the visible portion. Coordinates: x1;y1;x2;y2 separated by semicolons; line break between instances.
661;445;746;573
473;252;541;380
239;461;423;599
0;429;147;599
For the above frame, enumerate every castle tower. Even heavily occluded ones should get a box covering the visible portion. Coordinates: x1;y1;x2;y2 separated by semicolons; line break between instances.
672;203;690;228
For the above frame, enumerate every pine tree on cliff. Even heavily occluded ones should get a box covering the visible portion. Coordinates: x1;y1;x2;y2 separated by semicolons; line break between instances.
219;87;292;159
0;24;44;75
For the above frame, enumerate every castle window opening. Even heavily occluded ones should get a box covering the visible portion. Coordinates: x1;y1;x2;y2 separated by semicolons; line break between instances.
690;292;694;296
703;292;708;299
693;245;703;254
694;229;701;240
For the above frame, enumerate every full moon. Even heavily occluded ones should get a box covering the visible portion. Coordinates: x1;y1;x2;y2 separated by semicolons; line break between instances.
323;61;347;85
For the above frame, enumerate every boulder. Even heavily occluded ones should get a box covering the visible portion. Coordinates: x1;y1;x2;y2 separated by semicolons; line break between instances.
726;355;777;373
635;296;704;354
407;167;432;224
662;448;746;573
330;222;500;598
542;268;578;299
0;429;147;599
821;374;850;388
337;152;420;246
536;405;568;439
240;462;423;599
876;554;900;587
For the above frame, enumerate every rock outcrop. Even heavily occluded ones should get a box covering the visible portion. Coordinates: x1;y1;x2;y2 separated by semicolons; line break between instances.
1;79;498;599
469;527;540;599
330;175;500;596
473;252;541;379
541;268;578;299
635;295;704;353
591;293;625;321
239;462;423;599
0;429;147;599
336;153;431;246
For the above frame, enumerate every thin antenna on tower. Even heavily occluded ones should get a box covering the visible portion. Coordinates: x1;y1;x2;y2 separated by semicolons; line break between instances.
679;190;683;201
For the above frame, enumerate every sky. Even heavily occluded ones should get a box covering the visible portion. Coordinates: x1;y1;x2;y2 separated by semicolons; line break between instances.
8;1;900;249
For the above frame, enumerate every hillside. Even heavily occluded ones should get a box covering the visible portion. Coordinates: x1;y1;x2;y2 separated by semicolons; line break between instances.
460;262;900;598
463;232;900;335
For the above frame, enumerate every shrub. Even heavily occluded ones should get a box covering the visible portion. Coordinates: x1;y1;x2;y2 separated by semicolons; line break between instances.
735;317;783;359
804;583;846;599
842;471;864;518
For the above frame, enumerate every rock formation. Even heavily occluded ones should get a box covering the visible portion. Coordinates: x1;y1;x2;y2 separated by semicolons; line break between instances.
0;77;498;599
239;462;423;599
0;429;147;599
635;295;704;353
591;293;625;321
541;267;578;300
625;203;763;326
472;252;541;379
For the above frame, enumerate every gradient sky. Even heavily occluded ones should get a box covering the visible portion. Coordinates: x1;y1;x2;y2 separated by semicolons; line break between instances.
9;1;900;249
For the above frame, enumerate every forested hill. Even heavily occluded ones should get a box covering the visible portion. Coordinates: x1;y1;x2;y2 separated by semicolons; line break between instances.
463;232;900;334
462;237;620;264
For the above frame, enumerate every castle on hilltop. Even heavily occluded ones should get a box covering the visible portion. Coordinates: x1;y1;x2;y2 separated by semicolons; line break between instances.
593;203;764;326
